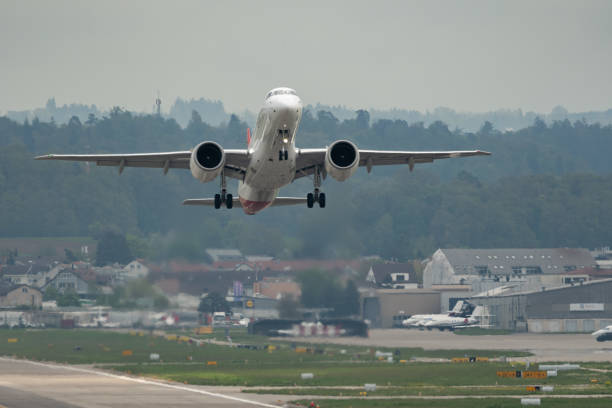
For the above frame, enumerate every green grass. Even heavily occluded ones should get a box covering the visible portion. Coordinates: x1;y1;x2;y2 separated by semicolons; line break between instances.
5;328;599;397
291;398;612;408
109;361;612;389
246;383;612;396
140;327;532;360
0;329;364;365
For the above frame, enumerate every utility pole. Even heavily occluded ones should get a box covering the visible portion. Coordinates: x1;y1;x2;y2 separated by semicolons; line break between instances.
155;91;162;116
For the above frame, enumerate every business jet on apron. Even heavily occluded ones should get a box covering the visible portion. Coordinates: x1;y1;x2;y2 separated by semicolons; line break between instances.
37;87;490;215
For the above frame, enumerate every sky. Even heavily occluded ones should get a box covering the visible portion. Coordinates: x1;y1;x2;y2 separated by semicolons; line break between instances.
1;0;611;115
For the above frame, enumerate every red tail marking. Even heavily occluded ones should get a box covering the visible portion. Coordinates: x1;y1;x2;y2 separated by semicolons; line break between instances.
247;127;251;145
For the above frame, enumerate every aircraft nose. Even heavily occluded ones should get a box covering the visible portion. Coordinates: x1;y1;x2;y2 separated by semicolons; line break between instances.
272;95;302;114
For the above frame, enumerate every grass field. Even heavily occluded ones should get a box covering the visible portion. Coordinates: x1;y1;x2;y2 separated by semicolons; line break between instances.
0;328;527;365
291;398;612;408
110;359;612;390
1;328;609;399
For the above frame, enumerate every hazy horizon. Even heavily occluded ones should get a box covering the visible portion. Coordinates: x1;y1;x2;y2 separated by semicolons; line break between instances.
2;0;611;115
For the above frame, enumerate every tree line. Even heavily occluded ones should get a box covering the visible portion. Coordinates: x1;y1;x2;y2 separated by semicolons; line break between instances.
1;109;611;260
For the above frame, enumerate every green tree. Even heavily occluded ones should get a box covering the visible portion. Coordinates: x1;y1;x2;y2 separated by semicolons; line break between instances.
64;248;78;263
57;290;81;307
43;286;59;301
341;280;360;317
95;231;132;266
198;292;230;314
277;294;302;319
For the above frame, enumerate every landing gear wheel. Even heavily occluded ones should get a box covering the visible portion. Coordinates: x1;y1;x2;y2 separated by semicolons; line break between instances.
226;193;233;209
306;193;314;208
284;150;288;160
318;192;326;208
214;194;221;209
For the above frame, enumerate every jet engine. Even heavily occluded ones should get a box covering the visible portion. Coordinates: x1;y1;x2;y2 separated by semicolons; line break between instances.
325;140;360;181
190;141;225;183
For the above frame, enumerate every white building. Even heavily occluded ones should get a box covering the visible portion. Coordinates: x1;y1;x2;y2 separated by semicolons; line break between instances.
424;248;596;296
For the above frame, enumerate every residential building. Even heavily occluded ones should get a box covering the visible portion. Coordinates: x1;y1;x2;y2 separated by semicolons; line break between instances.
114;260;150;283
366;263;418;289
0;283;42;308
205;249;245;263
42;269;90;296
253;278;301;299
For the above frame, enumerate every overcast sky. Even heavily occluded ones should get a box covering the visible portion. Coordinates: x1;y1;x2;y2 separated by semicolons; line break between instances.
1;0;611;115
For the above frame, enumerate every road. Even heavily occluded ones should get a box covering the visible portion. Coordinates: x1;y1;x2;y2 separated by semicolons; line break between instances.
0;357;290;408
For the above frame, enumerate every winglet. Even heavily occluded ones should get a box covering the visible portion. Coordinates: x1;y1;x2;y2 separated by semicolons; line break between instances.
35;154;54;160
477;150;492;155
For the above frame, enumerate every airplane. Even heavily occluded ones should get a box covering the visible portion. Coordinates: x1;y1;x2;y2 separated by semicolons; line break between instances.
421;305;488;331
402;300;474;329
592;325;612;342
36;87;490;215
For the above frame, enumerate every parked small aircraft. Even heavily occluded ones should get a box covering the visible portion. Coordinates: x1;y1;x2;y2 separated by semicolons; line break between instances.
402;300;475;329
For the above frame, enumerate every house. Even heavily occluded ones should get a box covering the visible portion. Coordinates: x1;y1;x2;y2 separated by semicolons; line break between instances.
0;283;42;308
0;262;52;287
205;249;245;263
366;263;418;289
253;278;301;299
42;269;90;296
115;260;150;282
423;248;597;295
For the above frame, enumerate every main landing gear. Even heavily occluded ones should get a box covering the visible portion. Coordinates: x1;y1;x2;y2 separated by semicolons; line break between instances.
214;171;233;209
307;166;326;209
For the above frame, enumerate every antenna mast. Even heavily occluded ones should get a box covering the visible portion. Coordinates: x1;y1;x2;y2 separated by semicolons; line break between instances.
155;91;162;116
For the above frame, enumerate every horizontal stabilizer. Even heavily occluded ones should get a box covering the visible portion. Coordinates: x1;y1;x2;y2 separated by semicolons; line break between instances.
182;197;307;207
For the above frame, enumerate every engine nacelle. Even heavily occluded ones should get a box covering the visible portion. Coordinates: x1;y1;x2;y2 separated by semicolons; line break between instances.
190;141;225;183
325;140;360;181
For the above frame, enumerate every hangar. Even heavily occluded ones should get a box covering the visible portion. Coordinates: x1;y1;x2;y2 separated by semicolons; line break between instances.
471;278;612;332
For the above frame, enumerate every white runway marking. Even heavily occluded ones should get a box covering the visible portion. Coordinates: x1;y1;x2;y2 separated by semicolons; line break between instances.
0;357;280;408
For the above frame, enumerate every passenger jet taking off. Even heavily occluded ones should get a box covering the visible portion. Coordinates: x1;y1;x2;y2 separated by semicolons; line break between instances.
36;87;490;215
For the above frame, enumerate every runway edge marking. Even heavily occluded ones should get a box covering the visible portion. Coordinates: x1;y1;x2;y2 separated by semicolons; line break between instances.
0;357;280;408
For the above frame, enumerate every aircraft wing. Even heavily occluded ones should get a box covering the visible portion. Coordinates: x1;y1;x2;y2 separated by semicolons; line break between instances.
295;148;490;179
183;197;307;207
35;150;249;179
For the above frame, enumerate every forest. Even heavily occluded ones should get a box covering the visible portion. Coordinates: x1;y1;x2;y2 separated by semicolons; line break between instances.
1;108;611;260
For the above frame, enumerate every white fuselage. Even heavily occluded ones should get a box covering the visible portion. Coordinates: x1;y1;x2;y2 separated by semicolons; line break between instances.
238;87;303;214
422;316;476;330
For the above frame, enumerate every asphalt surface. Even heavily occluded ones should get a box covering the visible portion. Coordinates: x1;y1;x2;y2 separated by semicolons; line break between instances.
274;329;612;362
0;358;289;408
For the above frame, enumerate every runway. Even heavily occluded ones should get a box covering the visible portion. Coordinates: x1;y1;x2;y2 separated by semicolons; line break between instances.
276;329;612;362
0;358;289;408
